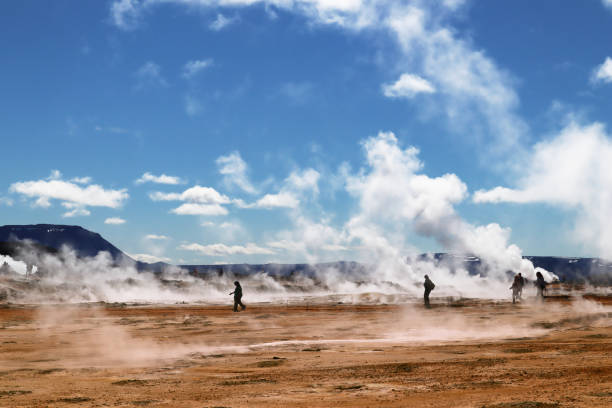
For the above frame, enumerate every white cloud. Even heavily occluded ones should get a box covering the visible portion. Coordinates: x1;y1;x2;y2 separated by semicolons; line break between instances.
135;61;167;89
110;0;141;30
63;206;91;218
10;175;128;214
603;0;612;10
209;13;238;31
178;242;275;256
71;176;92;184
474;122;612;258
171;203;228;215
150;185;230;204
135;172;184;185
182;59;213;78
216;151;257;194
145;234;169;240
105;217;126;225
129;253;172;263
255;192;300;209
382;73;435;98
591;57;612;84
286;168;320;194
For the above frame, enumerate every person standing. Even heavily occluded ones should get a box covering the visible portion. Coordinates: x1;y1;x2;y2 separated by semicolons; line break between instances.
424;275;435;308
535;271;547;299
510;274;521;304
230;281;246;312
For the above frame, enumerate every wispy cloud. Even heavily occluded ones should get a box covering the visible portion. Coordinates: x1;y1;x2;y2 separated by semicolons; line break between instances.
134;61;168;89
178;242;274;256
209;13;239;31
280;81;314;104
145;234;169;240
382;73;435;98
182;58;213;79
591;57;612;84
105;217;126;225
129;253;172;263
135;172;184;185
184;94;203;116
216;151;257;194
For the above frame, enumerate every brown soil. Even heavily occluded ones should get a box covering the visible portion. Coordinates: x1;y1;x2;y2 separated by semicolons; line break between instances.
0;295;611;407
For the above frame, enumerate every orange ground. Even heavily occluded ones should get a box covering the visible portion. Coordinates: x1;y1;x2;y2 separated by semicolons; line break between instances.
0;296;611;407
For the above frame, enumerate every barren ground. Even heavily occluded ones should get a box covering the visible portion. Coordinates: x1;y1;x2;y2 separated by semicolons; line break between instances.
1;295;611;407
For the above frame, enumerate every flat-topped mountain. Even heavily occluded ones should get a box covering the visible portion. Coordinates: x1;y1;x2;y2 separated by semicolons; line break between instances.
0;224;127;261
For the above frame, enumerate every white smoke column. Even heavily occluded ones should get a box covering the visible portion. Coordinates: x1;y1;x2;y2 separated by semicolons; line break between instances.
344;131;551;297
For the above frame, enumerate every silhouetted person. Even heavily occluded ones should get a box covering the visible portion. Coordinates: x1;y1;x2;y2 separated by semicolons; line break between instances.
517;272;525;299
423;275;435;308
510;274;521;304
535;271;547;299
230;281;246;312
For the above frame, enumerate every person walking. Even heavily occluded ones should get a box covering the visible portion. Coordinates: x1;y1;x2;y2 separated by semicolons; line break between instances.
517;272;525;299
230;281;246;312
424;275;435;308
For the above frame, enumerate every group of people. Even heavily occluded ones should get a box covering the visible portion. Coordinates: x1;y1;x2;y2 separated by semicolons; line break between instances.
510;271;547;303
229;271;548;311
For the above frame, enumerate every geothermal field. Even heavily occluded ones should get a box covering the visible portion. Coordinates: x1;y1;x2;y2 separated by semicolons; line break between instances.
1;279;611;407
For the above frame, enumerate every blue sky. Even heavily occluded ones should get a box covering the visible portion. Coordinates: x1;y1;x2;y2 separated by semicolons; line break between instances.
3;0;612;264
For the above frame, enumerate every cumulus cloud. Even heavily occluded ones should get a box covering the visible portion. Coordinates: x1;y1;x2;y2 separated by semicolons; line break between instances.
134;61;167;89
591;57;612;84
148;185;230;216
105;217;126;225
145;234;169;240
182;59;213;78
150;185;230;204
209;13;239;31
135;172;184;185
71;176;92;184
232;167;320;209
178;242;275;256
254;192;300;209
474;122;612;258
171;203;228;215
382;73;435;98
10;172;128;217
216;151;257;194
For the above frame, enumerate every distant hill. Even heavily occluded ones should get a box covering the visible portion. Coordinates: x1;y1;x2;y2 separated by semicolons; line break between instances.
0;224;129;262
0;224;610;284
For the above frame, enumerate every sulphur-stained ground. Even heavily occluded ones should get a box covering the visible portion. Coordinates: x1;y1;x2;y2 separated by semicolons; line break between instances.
0;295;611;408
